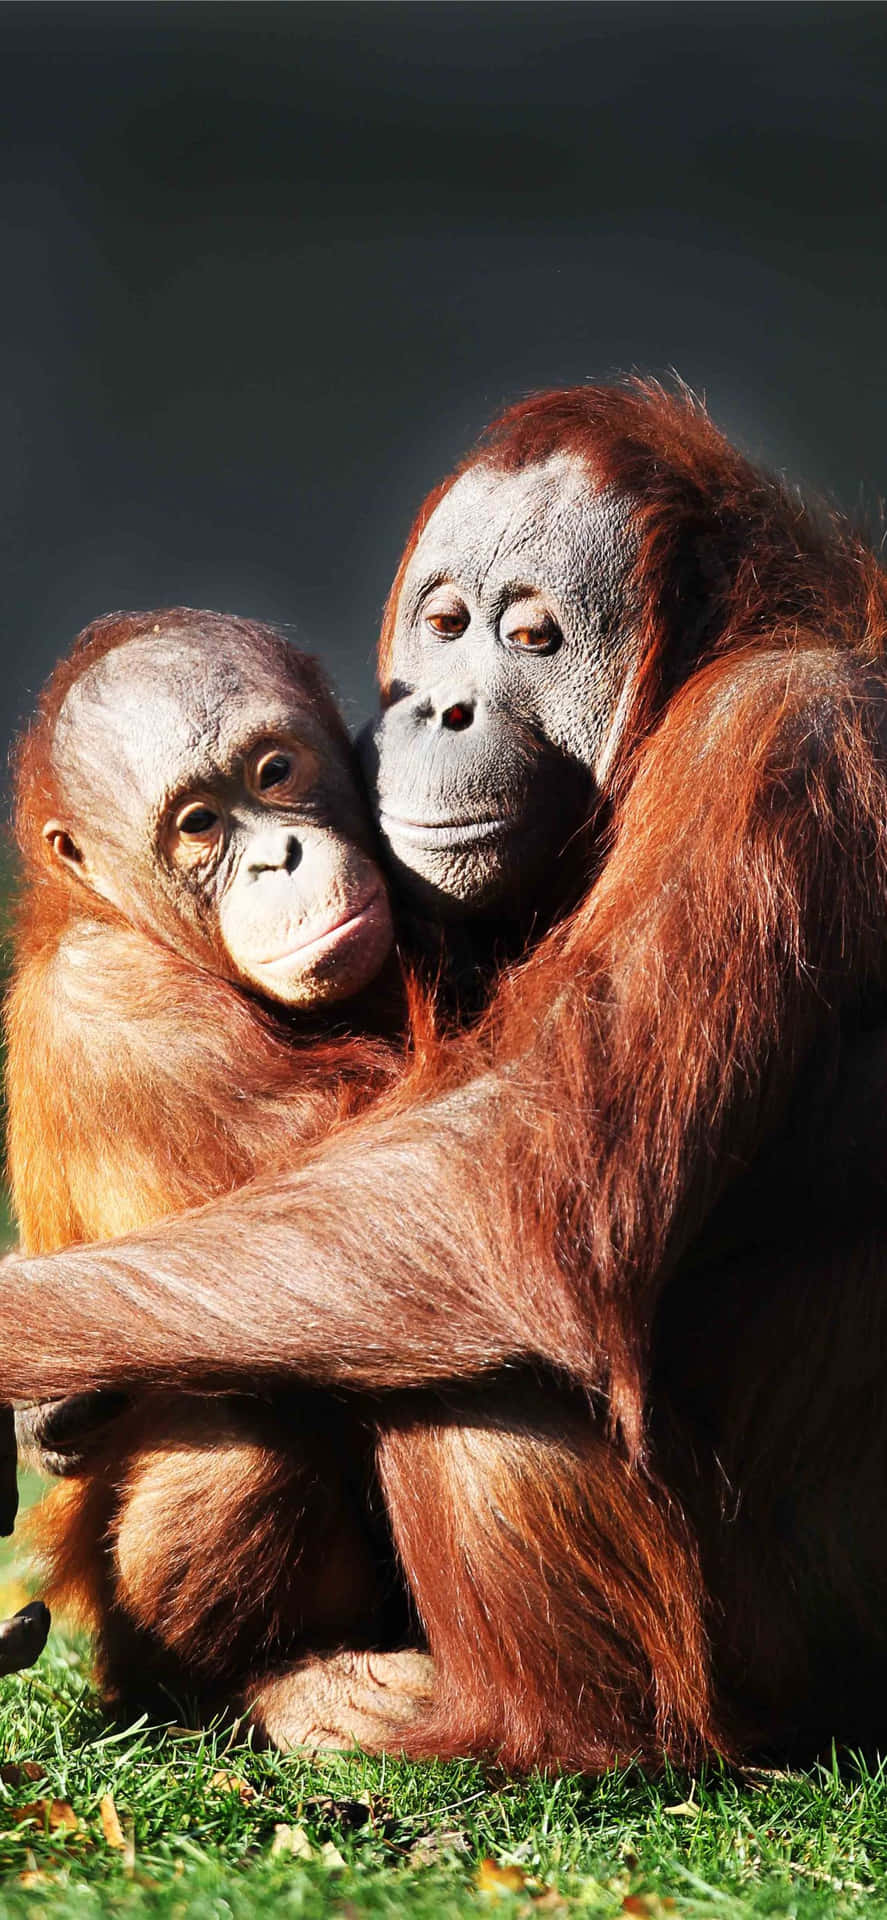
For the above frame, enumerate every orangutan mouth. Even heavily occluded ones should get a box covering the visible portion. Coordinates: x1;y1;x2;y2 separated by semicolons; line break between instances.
379;813;509;850
258;888;386;970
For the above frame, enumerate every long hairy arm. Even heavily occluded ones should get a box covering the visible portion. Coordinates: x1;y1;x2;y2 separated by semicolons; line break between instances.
0;646;883;1410
0;1080;594;1397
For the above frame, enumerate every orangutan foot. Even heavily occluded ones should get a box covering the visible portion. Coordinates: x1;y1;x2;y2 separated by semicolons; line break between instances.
16;1392;131;1479
247;1648;435;1754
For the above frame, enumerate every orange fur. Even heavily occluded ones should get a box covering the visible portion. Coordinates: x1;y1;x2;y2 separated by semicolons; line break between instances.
4;391;887;1767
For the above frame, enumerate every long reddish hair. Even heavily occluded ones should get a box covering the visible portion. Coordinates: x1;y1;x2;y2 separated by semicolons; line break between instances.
380;380;887;796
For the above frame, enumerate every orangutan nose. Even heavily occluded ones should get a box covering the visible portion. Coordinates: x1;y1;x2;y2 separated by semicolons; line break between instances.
441;700;474;731
247;830;302;877
399;685;479;735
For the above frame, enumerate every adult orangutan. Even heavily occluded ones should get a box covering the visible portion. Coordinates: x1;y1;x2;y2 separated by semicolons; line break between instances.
3;382;887;1771
8;609;429;1730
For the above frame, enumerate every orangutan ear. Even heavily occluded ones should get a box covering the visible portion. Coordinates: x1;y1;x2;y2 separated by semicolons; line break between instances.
42;821;85;876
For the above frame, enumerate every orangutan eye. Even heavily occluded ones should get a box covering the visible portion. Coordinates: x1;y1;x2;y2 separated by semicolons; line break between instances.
248;744;311;802
423;590;469;639
256;751;292;791
175;802;221;840
499;599;562;656
506;625;558;652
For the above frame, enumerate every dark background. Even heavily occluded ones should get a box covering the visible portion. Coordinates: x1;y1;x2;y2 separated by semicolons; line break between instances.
2;0;887;763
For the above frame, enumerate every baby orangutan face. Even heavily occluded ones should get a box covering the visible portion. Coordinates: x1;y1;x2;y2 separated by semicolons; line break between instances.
43;620;394;1007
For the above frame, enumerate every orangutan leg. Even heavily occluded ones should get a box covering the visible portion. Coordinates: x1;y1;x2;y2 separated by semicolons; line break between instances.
31;1391;391;1716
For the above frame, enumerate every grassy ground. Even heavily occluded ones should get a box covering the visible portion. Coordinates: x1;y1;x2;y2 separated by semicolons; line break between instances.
0;1484;883;1918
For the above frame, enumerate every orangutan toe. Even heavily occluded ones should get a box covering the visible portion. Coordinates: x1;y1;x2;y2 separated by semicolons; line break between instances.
248;1648;435;1754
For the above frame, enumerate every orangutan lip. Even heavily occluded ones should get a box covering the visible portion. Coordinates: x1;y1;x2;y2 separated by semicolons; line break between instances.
259;888;384;970
379;812;508;848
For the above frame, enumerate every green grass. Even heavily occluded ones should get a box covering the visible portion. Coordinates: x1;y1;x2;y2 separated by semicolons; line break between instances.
0;1487;884;1918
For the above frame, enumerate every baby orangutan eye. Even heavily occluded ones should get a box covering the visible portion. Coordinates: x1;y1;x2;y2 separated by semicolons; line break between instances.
248;743;313;803
173;800;224;852
255;750;292;791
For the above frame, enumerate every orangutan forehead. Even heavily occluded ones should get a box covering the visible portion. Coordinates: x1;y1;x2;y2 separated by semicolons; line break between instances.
401;455;638;617
52;632;334;815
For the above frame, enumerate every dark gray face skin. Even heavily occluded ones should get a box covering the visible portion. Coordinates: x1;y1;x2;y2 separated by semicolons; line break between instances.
47;631;393;1007
362;456;641;926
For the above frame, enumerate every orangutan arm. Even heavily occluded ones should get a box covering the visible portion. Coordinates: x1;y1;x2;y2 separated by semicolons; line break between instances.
0;648;882;1412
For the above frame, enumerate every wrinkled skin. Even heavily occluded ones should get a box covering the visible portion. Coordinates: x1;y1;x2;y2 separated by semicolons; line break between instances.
363;455;639;924
49;630;393;1008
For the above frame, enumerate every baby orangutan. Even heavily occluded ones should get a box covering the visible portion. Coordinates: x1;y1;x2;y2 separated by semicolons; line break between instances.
8;608;430;1734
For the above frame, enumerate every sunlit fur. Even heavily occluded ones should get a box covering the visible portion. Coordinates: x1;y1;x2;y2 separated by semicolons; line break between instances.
3;389;887;1769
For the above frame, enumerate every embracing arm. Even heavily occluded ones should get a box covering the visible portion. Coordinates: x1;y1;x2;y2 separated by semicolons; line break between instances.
0;646;883;1406
0;1076;593;1398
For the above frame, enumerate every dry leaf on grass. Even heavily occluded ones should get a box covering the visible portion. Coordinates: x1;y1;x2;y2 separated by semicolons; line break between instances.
407;1827;470;1867
0;1762;46;1787
11;1798;78;1833
269;1828;345;1871
99;1794;125;1849
209;1770;256;1804
476;1856;527;1893
737;1766;794;1793
271;1823;314;1861
622;1896;679;1917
